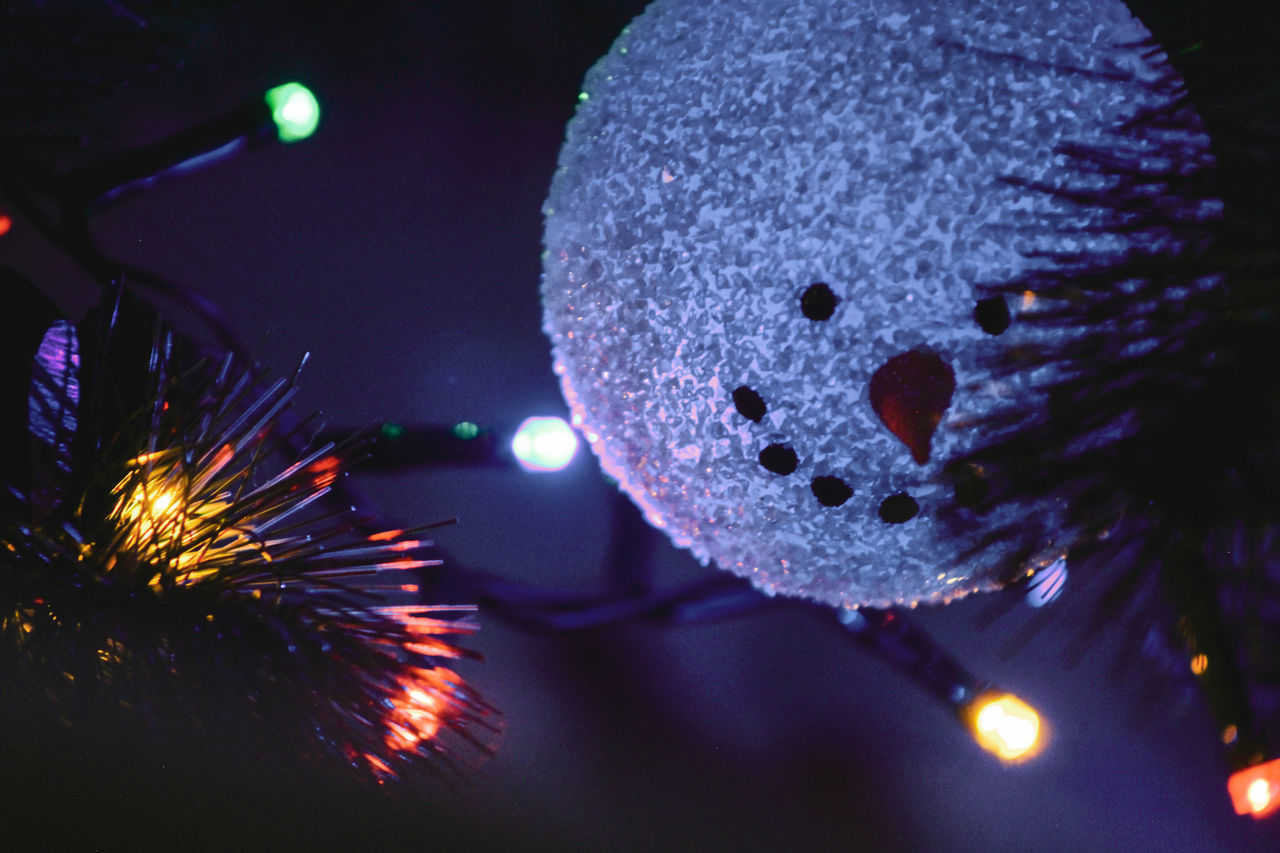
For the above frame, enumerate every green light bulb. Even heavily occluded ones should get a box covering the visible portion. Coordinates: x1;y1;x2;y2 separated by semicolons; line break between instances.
265;82;320;142
451;421;481;441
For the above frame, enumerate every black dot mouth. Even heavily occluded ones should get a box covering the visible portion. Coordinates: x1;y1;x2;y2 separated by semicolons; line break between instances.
758;443;798;475
811;475;852;507
878;492;920;523
725;280;978;521
732;385;767;422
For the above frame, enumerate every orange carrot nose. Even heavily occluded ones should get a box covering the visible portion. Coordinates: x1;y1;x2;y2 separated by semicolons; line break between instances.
869;349;956;465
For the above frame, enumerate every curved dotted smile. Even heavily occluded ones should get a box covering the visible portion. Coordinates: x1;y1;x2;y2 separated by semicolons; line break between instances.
730;282;1005;523
539;0;1197;608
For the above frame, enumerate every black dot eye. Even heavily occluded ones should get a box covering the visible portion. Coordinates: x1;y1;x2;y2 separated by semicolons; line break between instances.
974;296;1011;335
800;283;838;321
732;385;767;422
759;443;798;475
811;475;852;506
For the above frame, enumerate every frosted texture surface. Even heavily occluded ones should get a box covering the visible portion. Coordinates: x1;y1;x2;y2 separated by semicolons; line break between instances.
541;0;1189;609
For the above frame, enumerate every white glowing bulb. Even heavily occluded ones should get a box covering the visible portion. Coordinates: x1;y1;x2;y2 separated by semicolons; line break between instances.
512;416;579;472
1248;779;1274;813
149;491;176;516
999;716;1038;752
976;703;1004;732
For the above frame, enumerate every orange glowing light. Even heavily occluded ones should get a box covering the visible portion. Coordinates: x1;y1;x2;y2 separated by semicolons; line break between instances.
190;444;235;492
364;753;393;777
403;614;470;638
118;474;187;552
381;667;461;754
127;450;171;467
373;557;441;572
308;455;341;488
1190;653;1209;675
0;214;10;236
966;692;1043;763
110;455;249;585
1229;758;1280;818
404;639;458;657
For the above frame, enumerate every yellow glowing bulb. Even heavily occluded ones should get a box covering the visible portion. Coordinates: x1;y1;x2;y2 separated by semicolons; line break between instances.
149;491;176;515
968;692;1043;762
120;481;186;543
1190;653;1209;675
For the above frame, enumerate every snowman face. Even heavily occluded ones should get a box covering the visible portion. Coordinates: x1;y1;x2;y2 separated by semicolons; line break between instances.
541;0;1199;609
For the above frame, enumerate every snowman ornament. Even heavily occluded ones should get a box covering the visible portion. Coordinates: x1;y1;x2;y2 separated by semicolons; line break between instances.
541;0;1206;610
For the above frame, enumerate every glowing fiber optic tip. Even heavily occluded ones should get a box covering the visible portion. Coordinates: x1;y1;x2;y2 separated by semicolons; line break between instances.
265;82;320;142
1228;758;1280;818
967;692;1042;763
512;416;578;472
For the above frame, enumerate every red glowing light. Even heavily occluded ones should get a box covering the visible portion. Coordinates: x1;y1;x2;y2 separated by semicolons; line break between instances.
0;214;11;236
308;455;341;488
401;584;420;593
1228;758;1280;818
372;557;440;571
404;639;457;657
364;753;393;777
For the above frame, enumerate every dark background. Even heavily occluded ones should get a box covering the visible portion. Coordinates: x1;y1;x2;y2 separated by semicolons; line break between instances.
3;2;1279;850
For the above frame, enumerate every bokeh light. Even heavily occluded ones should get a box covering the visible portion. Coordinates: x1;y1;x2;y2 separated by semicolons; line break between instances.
452;421;481;440
264;82;320;142
511;416;578;472
967;692;1043;763
1228;758;1280;818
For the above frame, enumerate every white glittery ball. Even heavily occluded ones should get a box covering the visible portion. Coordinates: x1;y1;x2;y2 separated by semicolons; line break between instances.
541;0;1200;609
